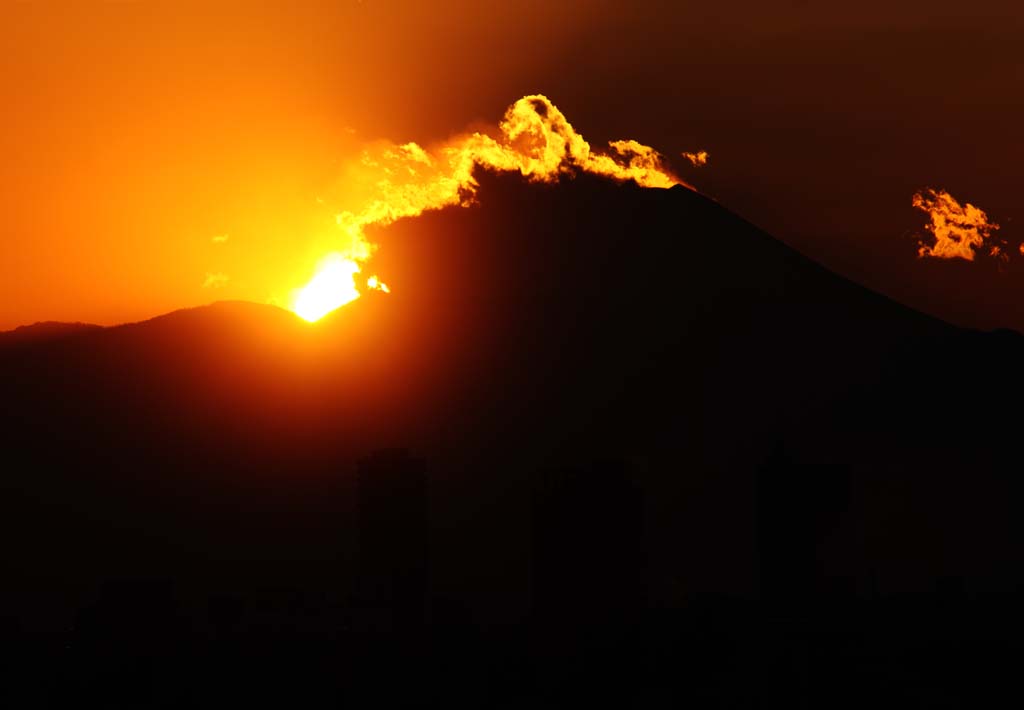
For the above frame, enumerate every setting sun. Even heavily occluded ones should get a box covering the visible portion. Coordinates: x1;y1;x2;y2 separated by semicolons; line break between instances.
292;253;362;322
291;253;391;322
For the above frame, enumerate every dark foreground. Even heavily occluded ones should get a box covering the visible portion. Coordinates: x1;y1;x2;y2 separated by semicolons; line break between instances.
2;174;1022;707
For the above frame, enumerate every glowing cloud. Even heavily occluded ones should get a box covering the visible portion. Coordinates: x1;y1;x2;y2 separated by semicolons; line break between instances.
291;94;693;320
913;188;999;261
212;234;230;244
367;275;390;293
682;150;709;167
203;272;229;288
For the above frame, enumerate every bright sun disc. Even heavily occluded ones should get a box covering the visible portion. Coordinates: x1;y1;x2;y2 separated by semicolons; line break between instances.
292;253;361;322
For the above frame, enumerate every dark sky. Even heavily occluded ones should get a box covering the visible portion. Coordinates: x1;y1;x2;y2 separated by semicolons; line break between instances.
2;1;1022;331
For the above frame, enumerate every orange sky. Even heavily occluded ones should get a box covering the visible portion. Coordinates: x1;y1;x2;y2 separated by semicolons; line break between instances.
3;1;1023;331
1;1;611;329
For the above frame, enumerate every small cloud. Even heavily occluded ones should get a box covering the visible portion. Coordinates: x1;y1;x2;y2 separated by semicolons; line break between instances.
211;234;229;244
681;150;709;167
203;272;229;288
367;275;390;293
990;245;1009;262
913;188;999;261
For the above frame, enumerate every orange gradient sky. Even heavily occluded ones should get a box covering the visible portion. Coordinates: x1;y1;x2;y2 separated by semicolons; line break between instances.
3;1;1023;331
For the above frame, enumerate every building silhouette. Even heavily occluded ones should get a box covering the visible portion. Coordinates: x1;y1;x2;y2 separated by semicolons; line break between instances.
355;448;428;631
756;446;852;609
531;459;645;632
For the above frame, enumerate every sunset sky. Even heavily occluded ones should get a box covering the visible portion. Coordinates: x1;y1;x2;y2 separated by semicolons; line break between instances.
3;1;1022;331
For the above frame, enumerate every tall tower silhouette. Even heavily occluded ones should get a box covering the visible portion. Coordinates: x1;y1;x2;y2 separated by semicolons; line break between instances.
356;449;428;630
757;446;852;609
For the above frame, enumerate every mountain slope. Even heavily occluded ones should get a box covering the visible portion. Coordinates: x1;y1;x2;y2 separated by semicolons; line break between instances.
0;320;101;347
1;171;1021;624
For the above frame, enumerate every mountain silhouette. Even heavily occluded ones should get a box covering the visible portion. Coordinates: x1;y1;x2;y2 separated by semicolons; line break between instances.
2;171;1023;706
0;320;101;347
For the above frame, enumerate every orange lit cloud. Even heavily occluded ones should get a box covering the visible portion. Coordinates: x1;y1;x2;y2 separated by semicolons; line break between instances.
682;150;709;167
290;94;692;320
913;188;1000;261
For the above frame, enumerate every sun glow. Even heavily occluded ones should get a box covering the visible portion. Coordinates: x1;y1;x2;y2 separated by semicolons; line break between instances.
292;255;391;322
292;254;362;322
